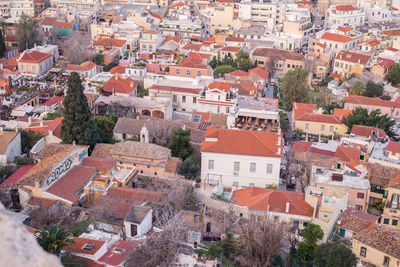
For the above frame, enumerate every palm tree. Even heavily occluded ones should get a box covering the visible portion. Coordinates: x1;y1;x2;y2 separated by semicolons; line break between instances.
36;226;74;256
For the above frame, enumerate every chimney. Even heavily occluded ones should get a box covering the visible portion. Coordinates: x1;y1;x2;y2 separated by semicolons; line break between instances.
49;129;53;136
285;202;290;213
358;59;360;64
277;147;281;155
340;54;342;59
34;179;40;188
115;75;118;80
40;121;43;127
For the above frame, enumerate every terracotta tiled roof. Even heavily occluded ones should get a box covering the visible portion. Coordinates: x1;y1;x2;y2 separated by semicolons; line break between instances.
225;37;245;42
206;81;233;93
164;36;181;43
0;131;18;154
292;141;312;153
103;76;137;95
292;102;316;119
385;141;400;153
249;67;269;80
335;50;371;65
386;47;399;52
228;70;249;77
221;46;240;52
333;108;352;118
182;43;202;51
81;157;116;171
18;51;51;63
108;187;160;203
351;125;387;138
93;38;126;48
344;95;399;108
252;48;304;61
63;237;106;255
66;61;96;72
388;176;400;189
364;38;380;47
170;2;184;8
354;224;400;259
180;53;209;69
376;57;395;69
339;208;378;233
25;117;63;137
150;84;201;94
0;164;35;187
40;17;57;26
98;240;138;266
335;5;358;11
367;163;400;187
335;146;361;163
165;157;181;173
337;26;353;33
55;21;73;29
320;32;353;43
108;65;125;74
384;28;400;36
46;165;96;203
236;83;257;96
232;187;314;217
201;128;283;158
28;197;57;209
296;113;342;124
43;96;64;106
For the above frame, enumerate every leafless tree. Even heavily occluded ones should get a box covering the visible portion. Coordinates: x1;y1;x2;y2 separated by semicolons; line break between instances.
148;179;198;227
145;119;178;146
59;31;94;64
29;203;81;230
285;150;308;192
265;54;279;79
237;217;287;266
126;213;188;267
286;228;299;267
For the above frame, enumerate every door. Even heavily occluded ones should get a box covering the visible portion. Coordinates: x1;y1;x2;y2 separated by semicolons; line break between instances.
339;228;345;237
130;223;138;237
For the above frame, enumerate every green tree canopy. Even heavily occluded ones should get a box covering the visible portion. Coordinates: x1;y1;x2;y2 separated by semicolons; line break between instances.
44;111;63;121
351;80;365;95
387;62;400;86
342;107;395;137
94;54;104;65
179;154;201;179
94;114;118;143
20;130;43;154
295;223;324;267
236;50;253;71
16;14;39;51
167;128;193;160
61;72;95;145
363;81;383;98
314;243;356;267
213;64;236;77
281;67;309;110
0;30;6;58
36;226;74;256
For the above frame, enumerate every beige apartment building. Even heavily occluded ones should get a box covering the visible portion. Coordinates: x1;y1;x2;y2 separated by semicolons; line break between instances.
17;51;53;76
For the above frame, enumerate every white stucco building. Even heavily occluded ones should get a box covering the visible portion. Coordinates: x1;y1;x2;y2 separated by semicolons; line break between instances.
325;5;365;27
124;205;153;238
0;131;21;164
200;128;283;188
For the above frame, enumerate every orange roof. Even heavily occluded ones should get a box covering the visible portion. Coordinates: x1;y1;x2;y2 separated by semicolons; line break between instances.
315;42;327;49
365;39;380;47
337;26;353;33
169;2;184;8
25;117;63;138
335;5;358;11
55;21;73;29
292;102;316;119
225;36;245;42
333;108;352;118
63;237;106;255
351;125;387;138
179;53;209;69
103;76;137;95
344;95;399;108
229;70;249;77
384;28;400;36
335;146;361;163
109;65;125;74
335;50;371;65
206;81;232;93
293;141;312;152
93;38;126;48
296;113;342;124
66;61;96;72
221;46;240;52
320;32;353;43
386;141;400;154
232;187;314;217
18;51;51;63
201;128;283;158
81;157;116;171
249;67;269;80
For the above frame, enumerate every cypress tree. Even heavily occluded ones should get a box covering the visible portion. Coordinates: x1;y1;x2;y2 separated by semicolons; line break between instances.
61;72;94;145
0;30;6;58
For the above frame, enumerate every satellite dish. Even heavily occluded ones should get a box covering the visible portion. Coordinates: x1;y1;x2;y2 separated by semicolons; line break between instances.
337;220;341;225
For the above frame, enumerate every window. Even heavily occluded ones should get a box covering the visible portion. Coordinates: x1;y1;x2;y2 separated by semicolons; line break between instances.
357;192;364;199
305;123;309;129
250;163;256;172
226;107;229;113
175;69;180;75
186;70;191;76
233;182;238;187
249;183;255;187
359;154;365;160
267;164;273;174
392;219;398;226
208;160;214;170
383;218;390;224
182;96;186;102
173;95;177;102
321;125;325;131
360;247;367;257
193;97;197;103
197;71;202;76
234;162;240;172
384;256;390;266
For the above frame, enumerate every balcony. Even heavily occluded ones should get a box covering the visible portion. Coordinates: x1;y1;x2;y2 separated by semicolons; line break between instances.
234;116;279;132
